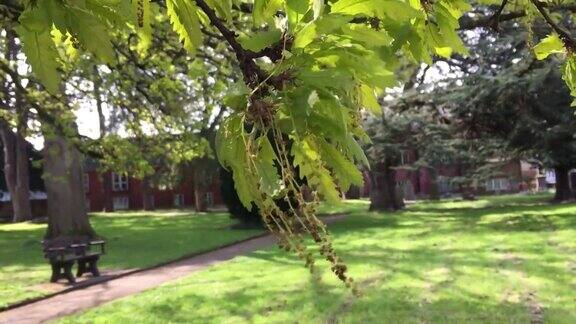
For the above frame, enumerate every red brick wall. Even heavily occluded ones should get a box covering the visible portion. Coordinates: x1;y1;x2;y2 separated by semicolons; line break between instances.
0;200;47;219
85;171;223;212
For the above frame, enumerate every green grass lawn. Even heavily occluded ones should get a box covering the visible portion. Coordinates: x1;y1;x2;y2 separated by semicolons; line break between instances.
62;193;576;323
0;210;263;308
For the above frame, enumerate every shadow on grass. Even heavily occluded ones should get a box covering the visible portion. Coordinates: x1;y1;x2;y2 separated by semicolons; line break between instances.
60;194;576;323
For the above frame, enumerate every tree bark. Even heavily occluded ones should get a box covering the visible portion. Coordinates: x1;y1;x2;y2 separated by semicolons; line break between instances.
193;169;207;212
93;65;106;139
553;165;572;202
194;184;207;212
101;173;113;211
0;29;32;222
12;133;32;221
0;124;32;222
43;132;95;239
428;167;440;200
189;157;218;212
369;158;404;211
141;177;155;211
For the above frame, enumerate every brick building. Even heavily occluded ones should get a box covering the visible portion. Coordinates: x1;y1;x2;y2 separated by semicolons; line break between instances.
362;150;546;200
83;164;223;212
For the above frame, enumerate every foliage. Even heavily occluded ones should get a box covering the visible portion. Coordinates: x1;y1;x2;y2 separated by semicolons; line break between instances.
220;166;263;227
61;194;576;323
450;60;576;169
0;209;263;308
7;0;576;288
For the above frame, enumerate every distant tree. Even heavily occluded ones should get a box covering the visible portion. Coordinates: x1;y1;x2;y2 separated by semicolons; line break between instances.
450;61;576;201
0;29;32;222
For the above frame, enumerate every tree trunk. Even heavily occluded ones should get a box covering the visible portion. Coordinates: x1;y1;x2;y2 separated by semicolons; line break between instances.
0;29;32;223
428;167;440;200
0;121;33;225
193;173;207;212
93;65;106;139
101;173;113;212
12;133;32;222
0;125;27;222
141;177;155;211
369;158;404;211
553;165;572;202
43;133;95;239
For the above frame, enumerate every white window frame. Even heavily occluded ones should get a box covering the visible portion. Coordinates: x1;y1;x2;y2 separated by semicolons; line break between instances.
205;192;213;207
399;150;410;165
486;178;510;191
174;193;184;207
437;176;454;194
113;196;129;210
112;173;129;192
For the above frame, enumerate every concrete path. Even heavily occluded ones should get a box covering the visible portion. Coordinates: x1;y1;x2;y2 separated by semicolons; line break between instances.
0;214;345;324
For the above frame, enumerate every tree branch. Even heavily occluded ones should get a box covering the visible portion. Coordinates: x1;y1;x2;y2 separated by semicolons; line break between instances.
193;0;273;88
488;0;509;30
530;0;576;51
458;4;576;30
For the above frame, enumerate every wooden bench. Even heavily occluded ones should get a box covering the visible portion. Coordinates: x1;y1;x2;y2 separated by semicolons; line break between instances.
42;240;106;284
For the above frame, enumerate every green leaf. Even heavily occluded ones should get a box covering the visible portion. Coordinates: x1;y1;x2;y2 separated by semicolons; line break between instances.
232;167;258;210
312;168;341;203
255;137;282;196
15;26;61;94
563;55;576;106
292;137;341;203
166;0;203;55
331;0;420;22
293;21;317;48
67;6;116;63
132;0;152;53
286;0;310;27
253;0;283;25
341;24;392;47
534;34;565;60
238;29;282;52
360;84;381;114
345;134;370;169
205;0;232;22
223;82;250;111
318;139;363;191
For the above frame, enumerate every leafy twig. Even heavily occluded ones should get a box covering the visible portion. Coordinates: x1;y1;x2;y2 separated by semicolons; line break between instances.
488;0;509;30
530;0;576;52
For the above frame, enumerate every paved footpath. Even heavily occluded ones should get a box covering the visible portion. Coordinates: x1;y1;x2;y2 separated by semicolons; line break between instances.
0;215;345;324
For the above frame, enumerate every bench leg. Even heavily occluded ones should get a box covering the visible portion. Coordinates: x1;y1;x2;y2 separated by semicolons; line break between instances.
50;262;61;283
49;261;76;284
77;260;87;277
89;256;101;277
63;261;76;284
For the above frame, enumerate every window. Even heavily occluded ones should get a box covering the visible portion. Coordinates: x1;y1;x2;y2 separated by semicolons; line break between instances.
174;194;184;207
83;173;90;193
399;150;410;165
113;196;129;210
485;178;510;192
437;176;454;194
112;173;129;191
205;192;213;207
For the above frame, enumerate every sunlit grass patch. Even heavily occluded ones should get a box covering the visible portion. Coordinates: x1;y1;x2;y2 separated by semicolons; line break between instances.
0;209;263;308
63;193;576;323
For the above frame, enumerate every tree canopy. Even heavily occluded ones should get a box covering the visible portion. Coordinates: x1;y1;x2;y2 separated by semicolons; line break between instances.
3;0;576;290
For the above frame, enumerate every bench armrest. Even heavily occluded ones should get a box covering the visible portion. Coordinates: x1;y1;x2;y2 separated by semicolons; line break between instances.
44;247;66;252
89;240;106;254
